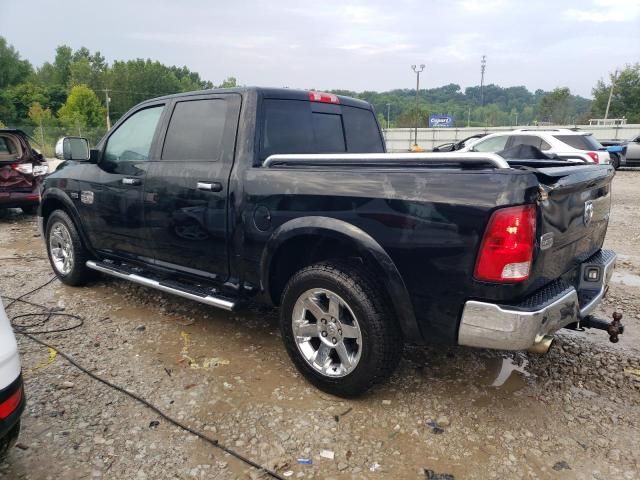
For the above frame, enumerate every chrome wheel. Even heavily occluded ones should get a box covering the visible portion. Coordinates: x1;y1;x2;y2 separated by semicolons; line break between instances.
49;222;74;275
291;288;363;377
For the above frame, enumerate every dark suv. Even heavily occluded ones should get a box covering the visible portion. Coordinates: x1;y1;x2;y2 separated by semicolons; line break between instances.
0;129;48;214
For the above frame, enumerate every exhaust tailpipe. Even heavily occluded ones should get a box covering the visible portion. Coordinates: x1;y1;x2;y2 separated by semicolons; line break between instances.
527;335;554;354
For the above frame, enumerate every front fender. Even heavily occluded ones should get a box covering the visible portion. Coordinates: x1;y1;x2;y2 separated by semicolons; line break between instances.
261;216;421;342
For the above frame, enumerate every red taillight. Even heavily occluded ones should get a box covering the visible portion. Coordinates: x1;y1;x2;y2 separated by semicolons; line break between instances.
12;163;33;175
308;91;340;104
586;151;599;163
474;205;537;283
0;385;23;419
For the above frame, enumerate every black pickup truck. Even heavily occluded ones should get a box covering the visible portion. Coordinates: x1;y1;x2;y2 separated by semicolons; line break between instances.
40;88;621;396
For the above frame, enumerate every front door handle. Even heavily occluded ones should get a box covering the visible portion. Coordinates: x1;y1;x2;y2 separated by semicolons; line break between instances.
197;182;223;192
122;177;142;186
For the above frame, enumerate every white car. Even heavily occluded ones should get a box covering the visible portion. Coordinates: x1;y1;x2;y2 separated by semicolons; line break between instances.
461;129;611;164
0;300;24;455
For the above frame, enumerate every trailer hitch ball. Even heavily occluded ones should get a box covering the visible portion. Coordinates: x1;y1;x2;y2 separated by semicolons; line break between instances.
608;312;623;343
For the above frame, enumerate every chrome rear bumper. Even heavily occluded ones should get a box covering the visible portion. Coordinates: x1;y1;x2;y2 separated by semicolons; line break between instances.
458;249;616;351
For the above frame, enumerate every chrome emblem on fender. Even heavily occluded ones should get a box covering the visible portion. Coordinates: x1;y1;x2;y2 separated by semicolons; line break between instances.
81;191;94;205
584;200;594;226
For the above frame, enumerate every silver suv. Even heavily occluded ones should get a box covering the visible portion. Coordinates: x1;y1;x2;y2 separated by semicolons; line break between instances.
461;129;610;164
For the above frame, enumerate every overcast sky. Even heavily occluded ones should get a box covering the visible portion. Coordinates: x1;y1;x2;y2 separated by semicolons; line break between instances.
2;0;639;97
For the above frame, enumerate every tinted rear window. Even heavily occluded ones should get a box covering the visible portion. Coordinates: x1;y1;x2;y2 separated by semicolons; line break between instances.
261;99;383;160
0;137;15;154
553;134;602;150
343;106;384;152
162;99;227;161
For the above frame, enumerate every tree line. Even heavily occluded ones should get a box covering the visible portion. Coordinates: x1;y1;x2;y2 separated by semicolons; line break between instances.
1;36;638;154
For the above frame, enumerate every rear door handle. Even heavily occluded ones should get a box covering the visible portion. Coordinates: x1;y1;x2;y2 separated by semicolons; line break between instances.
122;177;142;186
197;182;223;192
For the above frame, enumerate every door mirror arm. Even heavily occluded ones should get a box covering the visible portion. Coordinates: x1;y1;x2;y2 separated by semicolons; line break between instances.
89;149;100;163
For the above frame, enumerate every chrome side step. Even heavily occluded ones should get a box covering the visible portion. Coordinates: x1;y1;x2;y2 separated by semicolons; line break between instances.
86;260;235;311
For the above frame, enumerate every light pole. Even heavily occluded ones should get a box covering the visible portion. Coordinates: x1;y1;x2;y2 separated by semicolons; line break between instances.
411;64;425;147
480;55;486;107
102;89;112;130
604;70;618;121
386;103;391;130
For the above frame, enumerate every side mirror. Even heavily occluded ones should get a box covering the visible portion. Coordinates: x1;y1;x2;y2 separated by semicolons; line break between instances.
55;137;90;161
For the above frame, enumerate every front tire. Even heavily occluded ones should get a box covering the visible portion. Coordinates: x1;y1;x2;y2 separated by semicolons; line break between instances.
280;261;403;397
45;210;94;286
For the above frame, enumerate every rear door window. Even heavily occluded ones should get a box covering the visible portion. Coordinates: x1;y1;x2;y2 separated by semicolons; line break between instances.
260;99;383;161
553;134;602;150
162;99;228;161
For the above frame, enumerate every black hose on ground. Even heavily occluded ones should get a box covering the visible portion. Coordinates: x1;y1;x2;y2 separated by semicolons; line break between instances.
1;276;286;480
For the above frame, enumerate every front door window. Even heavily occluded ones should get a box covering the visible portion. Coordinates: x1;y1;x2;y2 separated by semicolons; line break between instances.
102;106;163;173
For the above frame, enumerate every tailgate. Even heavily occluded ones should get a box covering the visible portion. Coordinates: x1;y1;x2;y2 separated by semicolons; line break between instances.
0;163;34;191
533;165;613;281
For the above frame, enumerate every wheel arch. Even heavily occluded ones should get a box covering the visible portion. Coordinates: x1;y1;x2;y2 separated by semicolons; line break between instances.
40;189;95;255
261;216;420;342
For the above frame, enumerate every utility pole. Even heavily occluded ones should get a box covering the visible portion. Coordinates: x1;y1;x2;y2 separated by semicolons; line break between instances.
102;89;111;130
386;103;391;130
411;64;425;147
604;70;618;120
480;55;487;107
467;106;471;127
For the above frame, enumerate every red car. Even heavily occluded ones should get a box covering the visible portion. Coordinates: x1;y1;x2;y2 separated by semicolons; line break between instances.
0;129;48;214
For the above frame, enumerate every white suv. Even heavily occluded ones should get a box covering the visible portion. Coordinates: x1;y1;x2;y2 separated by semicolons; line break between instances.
460;129;610;164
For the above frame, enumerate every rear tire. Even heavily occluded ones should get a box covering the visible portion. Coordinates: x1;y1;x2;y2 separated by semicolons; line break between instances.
45;209;94;286
280;260;403;397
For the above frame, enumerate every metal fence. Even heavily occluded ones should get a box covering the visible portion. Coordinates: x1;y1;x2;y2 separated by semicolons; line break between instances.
11;123;639;157
384;124;640;152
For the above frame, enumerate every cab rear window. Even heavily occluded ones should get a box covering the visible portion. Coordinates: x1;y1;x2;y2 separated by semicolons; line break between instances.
260;99;383;161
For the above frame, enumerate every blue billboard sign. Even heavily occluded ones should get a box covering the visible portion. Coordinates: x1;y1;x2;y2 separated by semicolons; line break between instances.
429;114;454;128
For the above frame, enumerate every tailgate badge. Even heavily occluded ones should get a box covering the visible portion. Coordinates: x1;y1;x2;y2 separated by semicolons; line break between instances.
540;232;554;250
584;200;594;226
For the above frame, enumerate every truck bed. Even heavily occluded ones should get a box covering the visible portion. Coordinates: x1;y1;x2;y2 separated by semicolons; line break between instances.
252;153;614;343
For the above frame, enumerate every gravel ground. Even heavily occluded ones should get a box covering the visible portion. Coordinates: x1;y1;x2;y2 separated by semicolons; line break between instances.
0;170;639;480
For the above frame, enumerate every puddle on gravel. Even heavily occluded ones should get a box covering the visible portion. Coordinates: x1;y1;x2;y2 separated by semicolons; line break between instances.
481;356;530;391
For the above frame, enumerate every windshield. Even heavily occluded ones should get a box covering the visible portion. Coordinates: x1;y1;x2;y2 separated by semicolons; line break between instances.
553;134;602;150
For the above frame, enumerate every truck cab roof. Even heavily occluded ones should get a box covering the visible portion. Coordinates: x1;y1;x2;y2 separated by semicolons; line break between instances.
140;87;373;110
